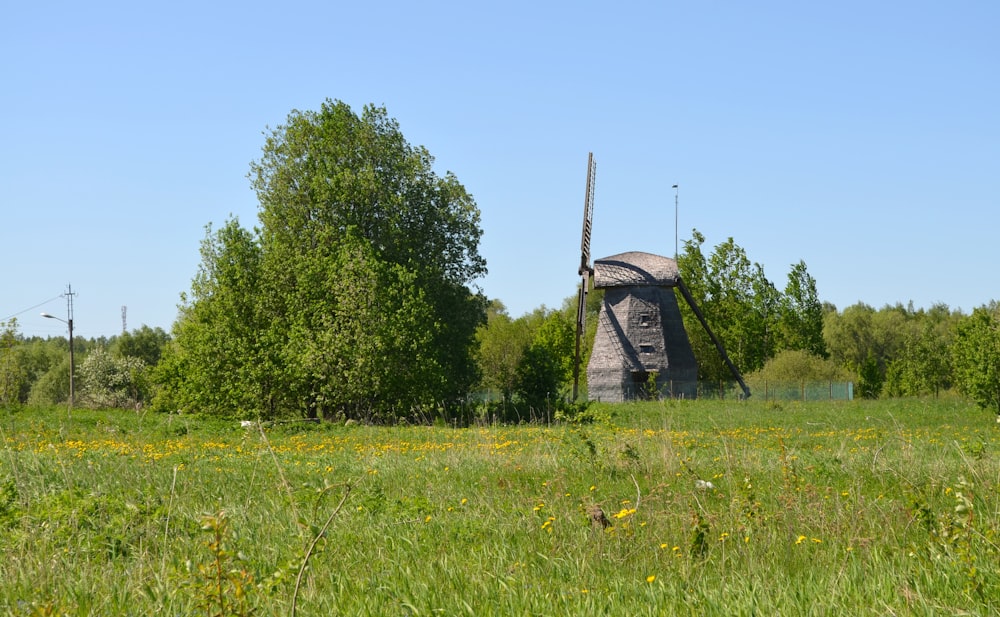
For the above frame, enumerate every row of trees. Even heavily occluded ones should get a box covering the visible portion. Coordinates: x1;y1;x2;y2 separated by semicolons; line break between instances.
0;320;169;410
3;99;998;419
472;232;1000;416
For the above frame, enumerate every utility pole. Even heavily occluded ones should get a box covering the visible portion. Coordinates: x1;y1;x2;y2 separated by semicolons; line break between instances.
41;284;75;413
64;285;75;412
672;184;679;260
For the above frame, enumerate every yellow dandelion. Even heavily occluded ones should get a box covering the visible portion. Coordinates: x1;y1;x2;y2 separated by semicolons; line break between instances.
646;575;656;583
660;543;668;549
461;498;468;505
795;535;807;545
425;515;432;523
811;538;822;544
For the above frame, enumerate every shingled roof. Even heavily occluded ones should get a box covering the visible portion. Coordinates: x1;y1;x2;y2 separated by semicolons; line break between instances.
593;251;680;289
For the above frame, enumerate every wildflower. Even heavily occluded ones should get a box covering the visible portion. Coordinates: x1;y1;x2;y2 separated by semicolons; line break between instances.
425;515;432;523
695;479;714;490
660;543;668;549
533;503;545;512
796;535;807;545
811;538;822;544
461;498;468;505
542;516;556;532
589;485;596;492
613;507;636;519
646;575;656;583
719;532;729;542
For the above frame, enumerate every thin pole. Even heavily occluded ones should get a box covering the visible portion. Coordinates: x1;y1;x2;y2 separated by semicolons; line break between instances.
66;284;75;412
672;184;679;260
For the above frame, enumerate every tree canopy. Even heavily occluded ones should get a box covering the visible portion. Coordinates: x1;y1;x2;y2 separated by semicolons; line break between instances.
163;100;487;420
676;230;826;383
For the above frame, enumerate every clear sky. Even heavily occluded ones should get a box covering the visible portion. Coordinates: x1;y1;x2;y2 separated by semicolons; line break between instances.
3;1;998;339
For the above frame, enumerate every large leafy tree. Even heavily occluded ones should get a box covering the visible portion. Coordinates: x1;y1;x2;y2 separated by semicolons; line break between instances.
157;219;271;416
677;231;782;381
166;100;487;420
952;305;1000;414
778;261;826;357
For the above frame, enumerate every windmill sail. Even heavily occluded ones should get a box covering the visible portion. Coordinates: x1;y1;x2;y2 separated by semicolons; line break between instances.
573;152;597;401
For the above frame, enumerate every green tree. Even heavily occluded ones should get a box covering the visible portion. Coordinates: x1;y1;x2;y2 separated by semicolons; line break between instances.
677;231;780;381
27;356;70;407
514;309;575;412
157;218;271;417
778;261;826;357
168;100;487;420
952;306;1000;414
884;304;958;397
0;319;26;407
677;230;726;382
79;347;148;409
18;337;66;404
823;303;875;372
824;302;917;398
111;325;170;368
281;232;444;420
475;301;533;404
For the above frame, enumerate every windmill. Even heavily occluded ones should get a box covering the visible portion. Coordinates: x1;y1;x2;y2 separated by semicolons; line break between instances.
572;154;750;402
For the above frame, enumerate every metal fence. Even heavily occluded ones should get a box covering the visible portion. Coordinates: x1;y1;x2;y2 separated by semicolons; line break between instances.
664;380;854;401
472;380;855;405
748;381;854;401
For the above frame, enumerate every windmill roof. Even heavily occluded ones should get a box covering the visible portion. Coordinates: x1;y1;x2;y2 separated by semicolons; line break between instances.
593;251;680;288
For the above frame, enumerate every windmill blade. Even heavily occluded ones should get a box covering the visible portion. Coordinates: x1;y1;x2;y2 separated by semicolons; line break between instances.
579;152;596;276
676;278;752;399
573;152;596;401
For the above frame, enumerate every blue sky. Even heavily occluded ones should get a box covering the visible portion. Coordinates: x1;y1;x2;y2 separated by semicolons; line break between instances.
3;1;998;339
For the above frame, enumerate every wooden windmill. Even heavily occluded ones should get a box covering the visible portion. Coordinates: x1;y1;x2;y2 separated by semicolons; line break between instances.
572;153;750;402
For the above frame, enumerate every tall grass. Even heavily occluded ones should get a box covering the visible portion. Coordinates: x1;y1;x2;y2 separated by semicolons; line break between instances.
0;399;997;615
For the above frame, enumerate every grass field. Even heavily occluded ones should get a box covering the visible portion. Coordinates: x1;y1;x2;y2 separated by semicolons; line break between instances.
1;398;998;615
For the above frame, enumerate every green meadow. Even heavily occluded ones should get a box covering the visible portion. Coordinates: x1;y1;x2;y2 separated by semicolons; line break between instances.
1;399;998;615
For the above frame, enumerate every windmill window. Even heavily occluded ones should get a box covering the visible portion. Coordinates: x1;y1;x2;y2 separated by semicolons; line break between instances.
639;344;655;354
639;314;651;326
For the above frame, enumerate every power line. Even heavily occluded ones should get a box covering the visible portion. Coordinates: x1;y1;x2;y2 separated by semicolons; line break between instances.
2;295;64;322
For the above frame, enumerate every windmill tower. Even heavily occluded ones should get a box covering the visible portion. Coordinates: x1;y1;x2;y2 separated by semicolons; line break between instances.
573;154;750;402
